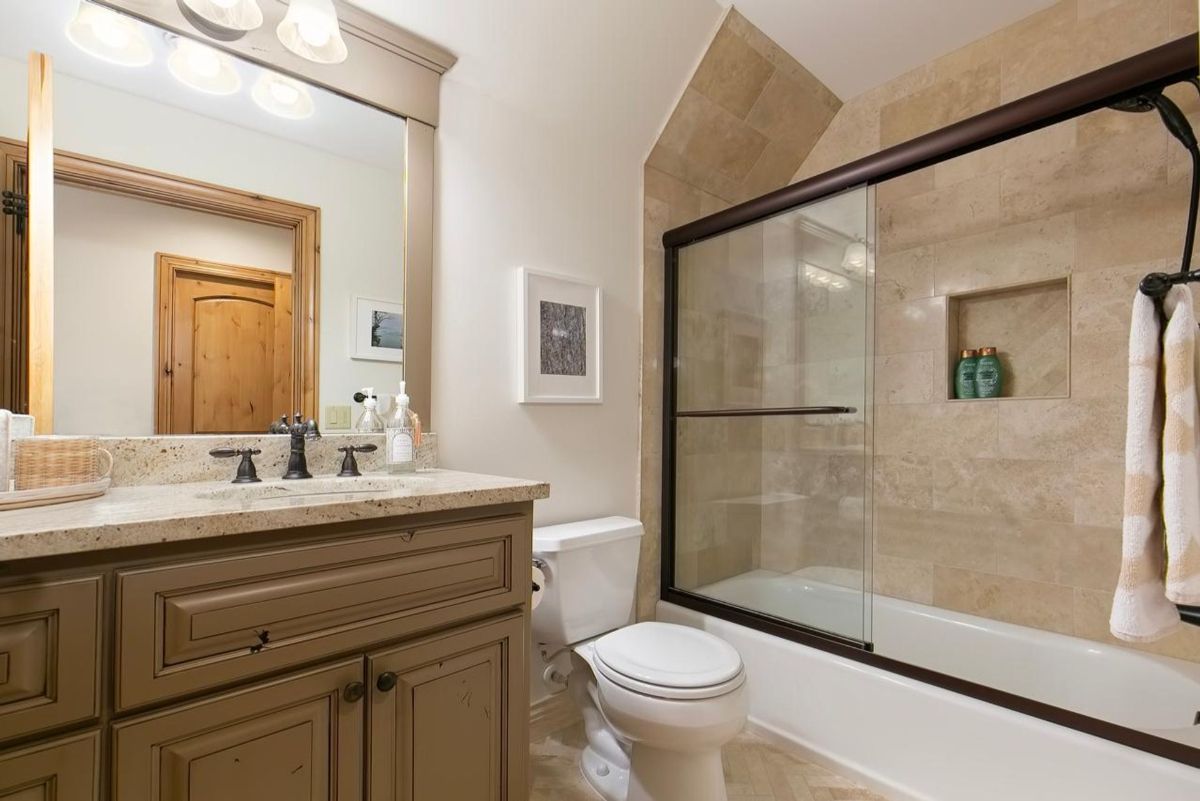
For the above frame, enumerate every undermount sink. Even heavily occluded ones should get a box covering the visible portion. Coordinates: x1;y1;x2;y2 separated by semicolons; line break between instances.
195;475;432;502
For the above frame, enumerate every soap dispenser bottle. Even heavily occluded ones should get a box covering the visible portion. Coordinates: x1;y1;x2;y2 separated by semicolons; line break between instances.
385;382;416;474
354;389;384;433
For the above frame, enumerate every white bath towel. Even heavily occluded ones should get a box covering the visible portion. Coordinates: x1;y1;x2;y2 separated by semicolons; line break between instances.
1111;287;1200;642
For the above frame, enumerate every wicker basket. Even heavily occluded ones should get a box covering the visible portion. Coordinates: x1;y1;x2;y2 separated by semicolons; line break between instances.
13;438;113;491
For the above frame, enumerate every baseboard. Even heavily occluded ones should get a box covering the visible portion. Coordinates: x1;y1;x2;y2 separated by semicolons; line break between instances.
530;689;581;742
744;718;928;801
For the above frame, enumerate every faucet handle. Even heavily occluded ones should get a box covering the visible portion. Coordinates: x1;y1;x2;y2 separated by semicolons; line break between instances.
209;448;263;484
336;444;378;477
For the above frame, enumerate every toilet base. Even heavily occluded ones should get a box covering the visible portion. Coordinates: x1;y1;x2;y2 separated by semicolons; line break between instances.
580;743;630;801
627;744;727;801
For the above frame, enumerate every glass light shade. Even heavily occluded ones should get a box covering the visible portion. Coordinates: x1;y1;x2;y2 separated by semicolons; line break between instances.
252;71;314;119
167;37;241;95
841;240;868;271
180;0;264;32
66;2;153;67
276;0;348;64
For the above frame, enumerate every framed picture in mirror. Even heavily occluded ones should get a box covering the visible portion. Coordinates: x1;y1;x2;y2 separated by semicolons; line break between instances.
352;296;404;363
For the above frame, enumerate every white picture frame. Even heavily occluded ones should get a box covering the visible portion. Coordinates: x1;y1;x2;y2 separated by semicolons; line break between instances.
351;296;404;363
517;268;602;404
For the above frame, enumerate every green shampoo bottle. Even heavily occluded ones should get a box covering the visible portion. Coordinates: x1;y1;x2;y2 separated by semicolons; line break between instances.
975;346;1002;398
954;349;979;399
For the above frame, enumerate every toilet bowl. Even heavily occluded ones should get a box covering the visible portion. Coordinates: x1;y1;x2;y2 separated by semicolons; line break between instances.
532;518;748;801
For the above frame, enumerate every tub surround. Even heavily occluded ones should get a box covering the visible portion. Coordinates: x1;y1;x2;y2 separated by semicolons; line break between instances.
0;468;547;561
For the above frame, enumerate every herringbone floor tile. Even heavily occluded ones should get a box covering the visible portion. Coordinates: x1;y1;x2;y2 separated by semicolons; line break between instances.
531;724;892;801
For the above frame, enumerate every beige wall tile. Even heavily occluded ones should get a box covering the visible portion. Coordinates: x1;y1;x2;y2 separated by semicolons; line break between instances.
873;553;934;604
873;454;934;509
875;351;936;405
879;61;1001;149
1169;0;1200;34
997;397;1125;461
875;295;946;355
680;91;771;184
1069;328;1127;400
1074;587;1200;661
994;520;1120;591
933;457;1075;522
875;168;935;206
1073;456;1125;527
934;566;1076;634
690;26;774;119
932;214;1074;296
876;244;935;305
1074;186;1179;271
1075;0;1171;72
875;505;1000;573
999;2;1081;103
1071;260;1165;336
879;173;1002;253
875;401;999;459
745;71;839;150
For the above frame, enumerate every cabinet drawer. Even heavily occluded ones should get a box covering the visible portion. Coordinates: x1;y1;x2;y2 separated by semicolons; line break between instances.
0;577;101;744
117;514;525;710
0;730;100;801
113;659;363;801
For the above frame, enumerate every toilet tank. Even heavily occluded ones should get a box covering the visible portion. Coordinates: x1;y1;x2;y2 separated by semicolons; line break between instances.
532;517;643;646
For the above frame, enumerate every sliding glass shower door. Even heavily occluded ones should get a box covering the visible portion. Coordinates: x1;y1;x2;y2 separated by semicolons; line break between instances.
668;186;874;645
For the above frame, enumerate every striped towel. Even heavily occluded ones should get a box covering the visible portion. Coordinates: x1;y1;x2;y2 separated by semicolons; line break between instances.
1111;286;1200;642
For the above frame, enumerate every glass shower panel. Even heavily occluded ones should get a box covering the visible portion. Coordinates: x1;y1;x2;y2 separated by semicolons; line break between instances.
672;186;874;644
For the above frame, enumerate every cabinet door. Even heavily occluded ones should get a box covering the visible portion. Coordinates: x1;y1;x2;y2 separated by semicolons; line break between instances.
113;659;364;801
0;730;99;801
0;576;101;744
368;613;528;801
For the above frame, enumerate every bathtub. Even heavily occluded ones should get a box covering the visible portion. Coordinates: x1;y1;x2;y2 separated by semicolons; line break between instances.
671;570;1200;801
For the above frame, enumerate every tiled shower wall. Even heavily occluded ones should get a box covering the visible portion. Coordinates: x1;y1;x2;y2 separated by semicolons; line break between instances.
794;0;1200;661
639;9;842;618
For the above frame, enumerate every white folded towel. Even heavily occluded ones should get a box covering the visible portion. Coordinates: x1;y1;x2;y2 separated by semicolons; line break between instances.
1111;287;1200;642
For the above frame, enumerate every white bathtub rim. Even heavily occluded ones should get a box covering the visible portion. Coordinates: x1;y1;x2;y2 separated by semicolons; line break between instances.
743;717;929;801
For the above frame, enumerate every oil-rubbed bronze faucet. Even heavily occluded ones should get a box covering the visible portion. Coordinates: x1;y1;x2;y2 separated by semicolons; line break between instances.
283;413;321;479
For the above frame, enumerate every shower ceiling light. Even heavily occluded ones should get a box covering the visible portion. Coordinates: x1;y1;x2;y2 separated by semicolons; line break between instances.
180;0;264;33
252;71;314;119
276;0;348;64
167;36;241;95
66;2;153;67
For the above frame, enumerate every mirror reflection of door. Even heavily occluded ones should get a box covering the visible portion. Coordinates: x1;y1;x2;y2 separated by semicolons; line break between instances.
1;141;29;415
156;256;292;435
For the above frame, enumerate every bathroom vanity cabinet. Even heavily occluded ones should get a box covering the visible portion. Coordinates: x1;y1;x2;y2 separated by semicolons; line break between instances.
0;500;533;801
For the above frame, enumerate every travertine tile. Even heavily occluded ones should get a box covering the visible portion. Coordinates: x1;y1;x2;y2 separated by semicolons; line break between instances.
1074;186;1179;271
997;397;1125;460
879;60;1001;149
873;455;934;509
994;519;1120;591
874;401;998;459
690;26;775;119
875;351;935;405
878;173;1001;253
932;457;1075;522
875;168;934;206
932;214;1074;296
1071;260;1165;336
875;244;935;306
746;70;840;150
933;566;1076;634
1072;456;1125;527
875;296;946;355
873;552;934;604
1073;587;1200;662
1075;0;1171;73
680;90;771;184
999;1;1081;103
874;504;1000;573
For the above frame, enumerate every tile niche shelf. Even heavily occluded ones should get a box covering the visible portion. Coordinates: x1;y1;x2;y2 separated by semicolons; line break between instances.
946;277;1071;401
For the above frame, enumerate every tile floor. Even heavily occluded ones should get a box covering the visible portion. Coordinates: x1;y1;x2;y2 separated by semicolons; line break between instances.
532;723;892;801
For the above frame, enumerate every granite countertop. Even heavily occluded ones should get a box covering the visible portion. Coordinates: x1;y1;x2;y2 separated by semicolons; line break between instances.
0;469;549;562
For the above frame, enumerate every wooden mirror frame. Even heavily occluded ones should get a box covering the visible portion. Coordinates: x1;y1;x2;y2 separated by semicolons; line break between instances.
0;135;321;430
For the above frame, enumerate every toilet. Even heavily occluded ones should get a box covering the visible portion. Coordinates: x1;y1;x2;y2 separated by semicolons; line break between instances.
532;517;747;801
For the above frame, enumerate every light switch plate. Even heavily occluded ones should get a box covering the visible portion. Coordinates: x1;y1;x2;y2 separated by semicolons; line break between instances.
325;405;351;430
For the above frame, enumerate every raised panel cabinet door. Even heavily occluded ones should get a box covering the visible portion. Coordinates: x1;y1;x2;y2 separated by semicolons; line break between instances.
0;730;100;801
0;577;101;744
368;613;528;801
112;659;364;801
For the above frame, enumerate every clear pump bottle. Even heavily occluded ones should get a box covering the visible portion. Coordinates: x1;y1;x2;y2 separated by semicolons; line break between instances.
354;388;384;433
385;382;416;474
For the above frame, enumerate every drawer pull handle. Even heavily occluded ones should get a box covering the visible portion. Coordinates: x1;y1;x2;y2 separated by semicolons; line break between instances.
399;531;416;542
376;671;398;693
343;681;366;703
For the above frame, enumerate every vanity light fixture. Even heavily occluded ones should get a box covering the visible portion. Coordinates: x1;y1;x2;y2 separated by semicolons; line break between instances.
66;2;153;67
179;0;264;34
276;0;348;64
252;71;315;119
167;36;241;95
841;240;868;272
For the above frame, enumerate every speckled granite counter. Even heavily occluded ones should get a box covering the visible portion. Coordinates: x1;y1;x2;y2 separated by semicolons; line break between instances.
0;469;549;561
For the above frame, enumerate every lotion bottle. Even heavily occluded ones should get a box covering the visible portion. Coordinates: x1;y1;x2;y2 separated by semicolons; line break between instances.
385;382;416;474
354;389;384;433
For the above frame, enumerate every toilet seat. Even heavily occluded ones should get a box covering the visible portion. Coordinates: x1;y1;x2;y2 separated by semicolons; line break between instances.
593;622;745;700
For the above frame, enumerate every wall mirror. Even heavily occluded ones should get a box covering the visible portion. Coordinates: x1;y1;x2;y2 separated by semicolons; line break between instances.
0;0;409;435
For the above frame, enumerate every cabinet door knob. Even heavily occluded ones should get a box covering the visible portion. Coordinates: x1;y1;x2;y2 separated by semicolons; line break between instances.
376;671;398;692
343;681;366;703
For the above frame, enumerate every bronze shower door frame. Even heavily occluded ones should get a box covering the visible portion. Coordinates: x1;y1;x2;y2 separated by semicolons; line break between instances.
660;36;1200;769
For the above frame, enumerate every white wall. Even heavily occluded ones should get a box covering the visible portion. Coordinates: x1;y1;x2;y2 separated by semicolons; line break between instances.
428;4;723;526
53;185;294;435
0;55;405;429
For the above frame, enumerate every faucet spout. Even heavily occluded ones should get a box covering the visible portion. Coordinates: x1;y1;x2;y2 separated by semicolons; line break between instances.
283;416;321;479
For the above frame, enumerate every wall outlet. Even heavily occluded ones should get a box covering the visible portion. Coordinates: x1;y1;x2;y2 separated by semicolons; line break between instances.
325;405;352;430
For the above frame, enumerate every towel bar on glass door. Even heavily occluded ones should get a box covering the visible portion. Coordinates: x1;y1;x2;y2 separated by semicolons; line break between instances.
675;406;857;418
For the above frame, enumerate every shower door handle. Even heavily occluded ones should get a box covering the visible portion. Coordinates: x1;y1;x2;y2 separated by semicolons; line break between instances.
675;406;857;418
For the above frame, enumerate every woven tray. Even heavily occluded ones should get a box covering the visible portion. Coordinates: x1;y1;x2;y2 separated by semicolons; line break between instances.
13;439;113;491
0;476;111;511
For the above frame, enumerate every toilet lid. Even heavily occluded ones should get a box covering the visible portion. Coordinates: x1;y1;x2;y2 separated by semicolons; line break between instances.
593;622;743;691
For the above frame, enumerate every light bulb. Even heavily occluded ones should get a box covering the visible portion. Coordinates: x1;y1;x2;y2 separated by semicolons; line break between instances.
180;0;263;32
252;71;315;119
276;0;347;64
183;41;221;78
66;2;153;67
211;0;239;7
297;16;332;47
269;80;300;105
167;36;241;95
92;14;131;49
